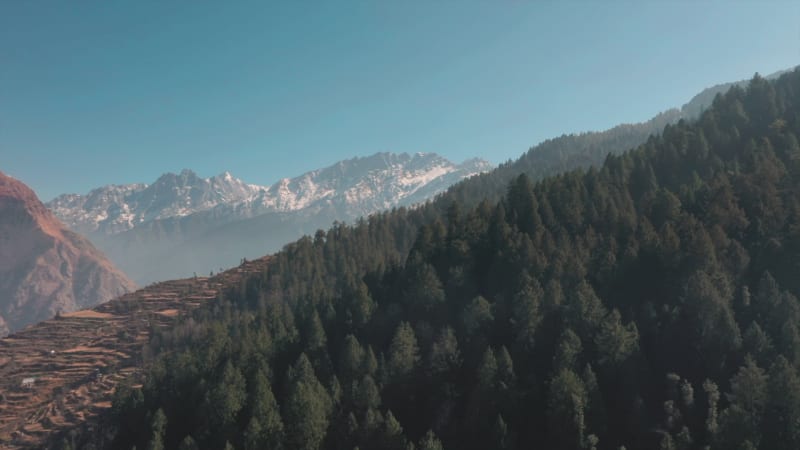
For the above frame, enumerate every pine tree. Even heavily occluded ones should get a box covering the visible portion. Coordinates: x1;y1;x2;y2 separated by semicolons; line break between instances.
146;408;167;450
387;322;420;380
428;327;461;377
178;435;198;450
340;334;366;383
492;414;511;450
553;329;582;372
380;410;409;450
461;296;494;336
284;354;333;450
417;430;444;450
247;371;284;450
582;364;607;437
547;369;587;450
762;356;800;450
717;357;768;447
477;347;498;390
595;309;639;368
702;379;720;444
210;361;247;429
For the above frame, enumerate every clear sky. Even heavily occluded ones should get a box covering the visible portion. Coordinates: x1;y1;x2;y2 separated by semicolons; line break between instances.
1;1;799;200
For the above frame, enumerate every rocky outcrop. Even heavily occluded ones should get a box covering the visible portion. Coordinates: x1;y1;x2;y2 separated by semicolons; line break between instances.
0;171;135;334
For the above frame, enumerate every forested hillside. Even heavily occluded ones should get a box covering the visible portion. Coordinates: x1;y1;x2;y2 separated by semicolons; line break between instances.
67;70;800;450
438;109;683;211
442;66;795;212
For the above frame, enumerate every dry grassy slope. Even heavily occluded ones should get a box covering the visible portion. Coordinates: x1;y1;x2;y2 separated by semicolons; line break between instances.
0;256;271;449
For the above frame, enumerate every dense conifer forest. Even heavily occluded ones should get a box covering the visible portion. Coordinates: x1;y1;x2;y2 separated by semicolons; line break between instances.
64;70;800;450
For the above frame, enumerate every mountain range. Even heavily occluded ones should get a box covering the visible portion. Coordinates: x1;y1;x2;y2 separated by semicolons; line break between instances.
1;65;798;449
0;171;135;335
44;67;795;288
30;69;800;450
48;152;491;284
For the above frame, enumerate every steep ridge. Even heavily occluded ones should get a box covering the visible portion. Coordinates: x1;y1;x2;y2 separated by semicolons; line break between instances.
444;66;798;212
0;172;136;335
0;256;271;449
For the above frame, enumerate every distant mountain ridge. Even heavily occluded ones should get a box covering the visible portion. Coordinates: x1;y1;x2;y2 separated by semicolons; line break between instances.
48;69;800;450
0;171;136;335
680;65;797;118
48;152;491;284
50;152;489;236
45;67;796;286
49;169;261;235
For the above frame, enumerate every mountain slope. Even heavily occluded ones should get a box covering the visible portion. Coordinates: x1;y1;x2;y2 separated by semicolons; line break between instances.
0;257;270;448
0;172;136;335
445;66;799;212
87;70;800;450
48;153;490;284
47;68;794;287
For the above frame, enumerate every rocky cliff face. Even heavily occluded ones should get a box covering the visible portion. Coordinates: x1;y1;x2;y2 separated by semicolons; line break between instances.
0;171;136;335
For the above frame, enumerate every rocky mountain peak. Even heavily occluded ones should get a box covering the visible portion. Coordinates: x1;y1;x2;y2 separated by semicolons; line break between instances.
48;152;491;237
0;171;65;239
44;152;491;284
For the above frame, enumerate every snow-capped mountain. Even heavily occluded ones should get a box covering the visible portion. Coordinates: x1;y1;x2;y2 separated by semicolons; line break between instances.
49;169;261;235
47;152;491;284
50;153;490;236
241;152;490;216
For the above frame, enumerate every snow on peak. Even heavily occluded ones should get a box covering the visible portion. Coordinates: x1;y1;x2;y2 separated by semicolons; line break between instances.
47;170;261;234
47;152;492;236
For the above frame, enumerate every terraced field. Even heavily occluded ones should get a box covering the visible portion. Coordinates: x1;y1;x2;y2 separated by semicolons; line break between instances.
0;257;270;449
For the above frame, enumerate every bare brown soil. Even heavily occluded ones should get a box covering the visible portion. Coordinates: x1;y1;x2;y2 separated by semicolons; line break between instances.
0;256;270;449
154;309;180;317
60;311;115;320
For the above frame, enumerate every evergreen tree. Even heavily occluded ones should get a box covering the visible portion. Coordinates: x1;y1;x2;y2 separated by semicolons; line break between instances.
461;296;493;336
427;327;461;376
547;369;587;450
717;357;768;447
762;356;800;450
387;322;420;380
418;430;444;450
477;347;498;390
178;436;198;450
595;309;639;368
380;410;410;450
146;409;167;450
247;371;284;450
553;329;583;372
284;355;333;450
210;361;247;430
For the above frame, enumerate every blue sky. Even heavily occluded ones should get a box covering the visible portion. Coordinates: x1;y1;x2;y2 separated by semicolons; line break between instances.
1;1;799;200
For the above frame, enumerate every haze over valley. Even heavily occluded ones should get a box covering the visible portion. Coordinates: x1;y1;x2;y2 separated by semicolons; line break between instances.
47;153;490;284
1;2;799;449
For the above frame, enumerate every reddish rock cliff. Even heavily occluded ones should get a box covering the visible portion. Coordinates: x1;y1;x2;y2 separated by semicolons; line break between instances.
0;171;136;334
